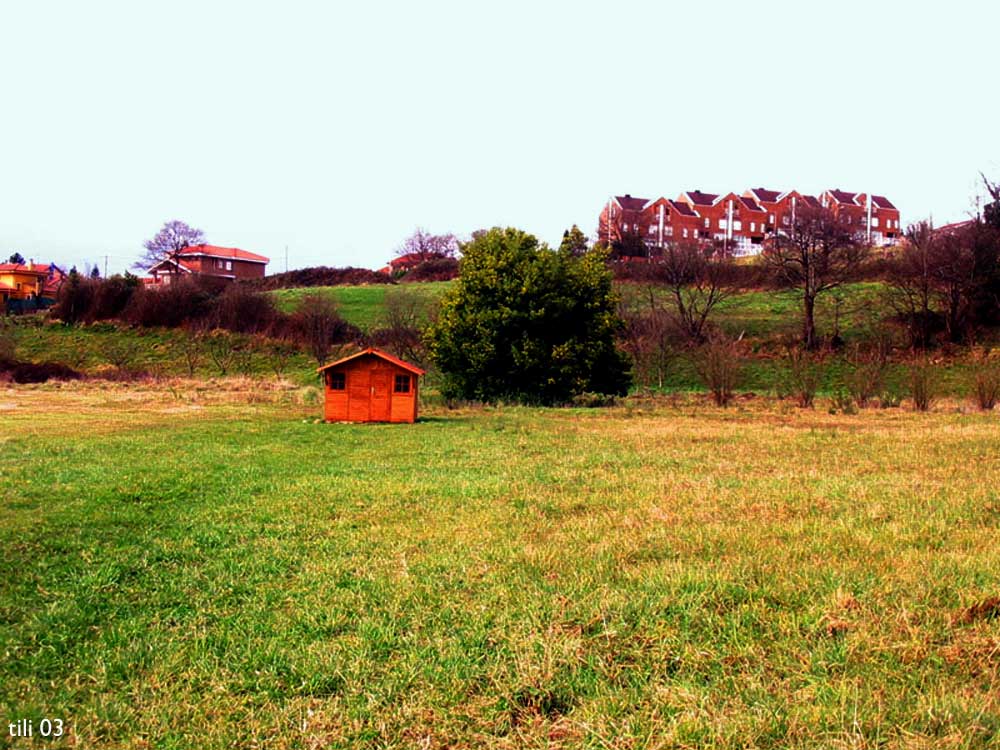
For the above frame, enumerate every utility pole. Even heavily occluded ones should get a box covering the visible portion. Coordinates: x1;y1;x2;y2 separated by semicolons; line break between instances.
285;245;288;274
104;255;108;278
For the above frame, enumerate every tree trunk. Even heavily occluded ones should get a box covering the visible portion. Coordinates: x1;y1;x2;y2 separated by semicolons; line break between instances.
803;293;817;350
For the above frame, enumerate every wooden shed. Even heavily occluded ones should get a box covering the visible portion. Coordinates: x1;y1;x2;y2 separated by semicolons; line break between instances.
317;348;426;423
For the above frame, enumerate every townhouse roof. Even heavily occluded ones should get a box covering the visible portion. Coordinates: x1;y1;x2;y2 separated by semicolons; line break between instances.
738;196;766;212
682;190;719;206
669;200;698;217
827;189;860;205
175;244;270;263
801;194;822;208
614;194;649;211
871;195;896;210
747;187;783;203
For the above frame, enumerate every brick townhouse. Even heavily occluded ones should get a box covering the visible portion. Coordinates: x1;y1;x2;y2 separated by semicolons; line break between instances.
599;186;901;256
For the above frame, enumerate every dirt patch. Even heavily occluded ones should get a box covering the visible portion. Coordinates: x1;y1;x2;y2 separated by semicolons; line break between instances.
955;596;1000;625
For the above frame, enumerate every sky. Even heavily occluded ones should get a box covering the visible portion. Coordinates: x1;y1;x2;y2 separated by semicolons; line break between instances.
1;0;998;275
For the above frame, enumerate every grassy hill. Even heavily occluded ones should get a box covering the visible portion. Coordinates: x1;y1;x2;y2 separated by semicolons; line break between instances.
270;281;452;330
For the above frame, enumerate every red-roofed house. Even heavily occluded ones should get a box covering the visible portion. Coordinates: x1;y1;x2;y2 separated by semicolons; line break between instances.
601;185;901;256
146;244;269;284
598;194;650;246
821;189;900;246
0;262;48;304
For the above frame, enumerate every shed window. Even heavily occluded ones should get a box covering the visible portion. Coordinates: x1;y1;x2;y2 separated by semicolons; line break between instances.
394;375;411;393
328;372;345;390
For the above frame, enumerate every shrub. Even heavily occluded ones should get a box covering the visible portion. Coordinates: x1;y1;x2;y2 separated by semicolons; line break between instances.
830;390;858;415
210;284;280;335
0;319;15;362
369;289;434;368
123;278;221;328
0;359;82;383
51;270;94;325
878;387;903;409
245;266;394;291
617;303;676;390
99;334;143;373
87;274;141;322
693;334;743;407
908;361;937;411
289;294;361;365
783;345;825;408
427;228;631;404
400;257;459;282
972;358;1000;411
843;338;891;408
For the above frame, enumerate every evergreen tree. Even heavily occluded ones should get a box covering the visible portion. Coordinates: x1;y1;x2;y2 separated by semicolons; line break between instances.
428;227;631;404
559;225;589;256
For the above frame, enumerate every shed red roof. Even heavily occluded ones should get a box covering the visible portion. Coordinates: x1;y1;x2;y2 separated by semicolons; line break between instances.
317;347;426;376
176;244;269;263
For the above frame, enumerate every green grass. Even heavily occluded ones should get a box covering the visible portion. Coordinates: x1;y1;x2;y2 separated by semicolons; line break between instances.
2;385;999;747
270;282;452;330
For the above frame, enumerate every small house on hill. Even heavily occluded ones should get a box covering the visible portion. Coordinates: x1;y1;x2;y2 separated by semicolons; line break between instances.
317;348;425;423
145;245;269;284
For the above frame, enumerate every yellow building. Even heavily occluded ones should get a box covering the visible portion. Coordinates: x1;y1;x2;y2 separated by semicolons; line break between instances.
0;262;47;303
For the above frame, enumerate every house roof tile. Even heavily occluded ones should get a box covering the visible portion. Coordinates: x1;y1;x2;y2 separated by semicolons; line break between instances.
176;244;270;263
615;194;649;211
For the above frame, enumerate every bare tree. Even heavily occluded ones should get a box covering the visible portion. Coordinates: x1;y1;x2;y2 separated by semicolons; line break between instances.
396;228;459;262
617;294;676;390
762;204;869;349
370;288;433;366
135;220;205;275
658;240;736;343
887;221;938;349
290;293;357;365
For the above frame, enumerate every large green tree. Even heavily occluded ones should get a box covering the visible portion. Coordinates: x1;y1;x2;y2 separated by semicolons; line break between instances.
428;227;631;404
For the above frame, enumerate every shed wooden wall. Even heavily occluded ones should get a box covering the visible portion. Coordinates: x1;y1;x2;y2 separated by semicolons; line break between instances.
323;354;418;423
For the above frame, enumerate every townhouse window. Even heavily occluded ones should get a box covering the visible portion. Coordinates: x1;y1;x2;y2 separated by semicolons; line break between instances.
718;219;726;229
665;226;673;237
872;218;879;227
770;214;775;223
782;216;790;226
683;228;689;238
226;261;233;270
704;218;710;228
750;222;755;232
394;375;411;393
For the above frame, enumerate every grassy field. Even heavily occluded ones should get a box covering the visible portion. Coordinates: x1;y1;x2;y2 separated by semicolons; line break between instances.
2;382;999;748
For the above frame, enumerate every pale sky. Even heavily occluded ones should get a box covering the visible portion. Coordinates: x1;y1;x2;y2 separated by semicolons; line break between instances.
2;0;997;275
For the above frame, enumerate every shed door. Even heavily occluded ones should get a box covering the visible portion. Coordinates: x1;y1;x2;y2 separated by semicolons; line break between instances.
370;371;392;422
348;368;371;422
